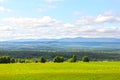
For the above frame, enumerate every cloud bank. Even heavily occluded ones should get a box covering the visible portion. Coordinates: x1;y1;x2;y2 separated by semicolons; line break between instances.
0;11;120;41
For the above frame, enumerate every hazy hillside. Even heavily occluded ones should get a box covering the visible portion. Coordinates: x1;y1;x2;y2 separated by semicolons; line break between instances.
0;38;120;51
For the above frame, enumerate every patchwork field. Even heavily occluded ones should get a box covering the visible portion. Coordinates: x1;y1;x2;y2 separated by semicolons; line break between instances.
0;62;120;80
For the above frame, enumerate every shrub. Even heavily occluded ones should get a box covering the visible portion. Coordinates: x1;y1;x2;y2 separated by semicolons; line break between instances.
39;57;46;63
10;58;15;63
53;56;64;63
34;60;39;63
25;59;32;63
32;58;39;63
18;59;25;63
67;55;77;62
82;56;89;62
0;56;11;63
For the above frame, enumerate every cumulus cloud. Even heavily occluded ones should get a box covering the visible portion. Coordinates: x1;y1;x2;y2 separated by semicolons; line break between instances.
76;11;120;25
0;25;13;41
3;16;61;28
0;6;11;13
37;5;57;12
0;16;64;40
0;11;120;41
0;0;4;2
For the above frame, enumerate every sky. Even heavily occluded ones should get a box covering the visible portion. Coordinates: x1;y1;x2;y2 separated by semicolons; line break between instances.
0;0;120;41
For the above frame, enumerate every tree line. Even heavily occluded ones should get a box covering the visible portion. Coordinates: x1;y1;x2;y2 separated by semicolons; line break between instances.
0;50;120;61
0;55;89;64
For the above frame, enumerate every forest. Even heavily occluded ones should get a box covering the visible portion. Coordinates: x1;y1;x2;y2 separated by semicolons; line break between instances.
0;49;120;62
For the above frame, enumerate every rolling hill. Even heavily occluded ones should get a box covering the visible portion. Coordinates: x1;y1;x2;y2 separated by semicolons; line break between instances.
0;37;120;50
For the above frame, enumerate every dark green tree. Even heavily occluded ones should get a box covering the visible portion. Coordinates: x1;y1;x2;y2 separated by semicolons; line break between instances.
0;56;11;63
53;56;64;63
25;59;32;63
10;58;15;63
39;57;46;63
82;56;89;62
18;59;25;63
67;55;77;62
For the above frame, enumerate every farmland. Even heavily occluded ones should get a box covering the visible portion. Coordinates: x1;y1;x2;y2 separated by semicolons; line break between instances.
0;62;120;80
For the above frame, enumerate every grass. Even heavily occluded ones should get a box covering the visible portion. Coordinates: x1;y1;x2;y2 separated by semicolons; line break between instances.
0;62;120;80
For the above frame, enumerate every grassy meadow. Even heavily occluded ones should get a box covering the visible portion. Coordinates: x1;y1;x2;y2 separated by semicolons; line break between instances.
0;62;120;80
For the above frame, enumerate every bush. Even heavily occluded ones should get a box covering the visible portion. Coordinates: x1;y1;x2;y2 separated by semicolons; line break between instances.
10;58;15;63
67;55;77;62
53;56;64;63
25;59;32;63
82;56;89;62
32;58;39;63
34;60;39;63
39;57;46;63
18;59;25;63
0;56;11;63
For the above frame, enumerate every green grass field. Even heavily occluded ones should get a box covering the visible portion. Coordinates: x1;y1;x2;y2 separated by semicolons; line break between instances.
0;62;120;80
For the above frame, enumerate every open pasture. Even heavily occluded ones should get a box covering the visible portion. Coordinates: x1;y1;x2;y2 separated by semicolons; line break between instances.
0;62;120;80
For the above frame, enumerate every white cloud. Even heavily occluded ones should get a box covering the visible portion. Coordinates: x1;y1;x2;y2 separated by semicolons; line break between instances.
0;25;13;41
0;16;64;40
3;16;61;28
0;6;11;13
76;10;120;25
76;16;95;25
0;11;120;41
37;5;57;12
0;0;4;2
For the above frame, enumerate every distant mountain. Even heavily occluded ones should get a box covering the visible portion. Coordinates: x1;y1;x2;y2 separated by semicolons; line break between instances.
0;37;120;50
4;37;120;42
56;37;120;42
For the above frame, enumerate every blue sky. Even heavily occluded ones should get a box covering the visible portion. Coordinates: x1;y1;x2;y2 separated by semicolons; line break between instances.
0;0;120;40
